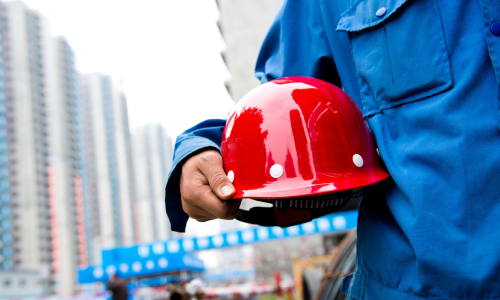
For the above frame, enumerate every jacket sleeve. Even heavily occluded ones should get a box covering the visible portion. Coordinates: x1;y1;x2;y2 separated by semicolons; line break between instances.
255;0;341;87
165;119;226;232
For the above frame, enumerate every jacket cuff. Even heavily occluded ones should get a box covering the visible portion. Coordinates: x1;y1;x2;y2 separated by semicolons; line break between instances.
165;139;221;232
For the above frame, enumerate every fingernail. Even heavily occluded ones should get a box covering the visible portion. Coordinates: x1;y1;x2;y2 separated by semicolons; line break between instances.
221;185;233;197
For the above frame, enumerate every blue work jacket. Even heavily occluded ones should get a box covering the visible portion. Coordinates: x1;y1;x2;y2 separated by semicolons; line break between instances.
166;0;500;299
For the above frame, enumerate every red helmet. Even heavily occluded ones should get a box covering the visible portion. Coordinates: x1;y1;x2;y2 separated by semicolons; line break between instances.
221;77;390;227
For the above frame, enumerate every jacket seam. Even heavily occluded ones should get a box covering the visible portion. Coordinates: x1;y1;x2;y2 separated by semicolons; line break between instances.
315;0;333;55
337;0;409;32
315;0;342;88
345;32;372;119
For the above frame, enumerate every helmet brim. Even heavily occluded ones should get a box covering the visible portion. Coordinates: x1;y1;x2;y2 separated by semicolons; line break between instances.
232;168;390;199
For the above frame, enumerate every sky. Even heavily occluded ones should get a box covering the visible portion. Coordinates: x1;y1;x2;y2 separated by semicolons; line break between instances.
15;0;235;238
18;0;235;139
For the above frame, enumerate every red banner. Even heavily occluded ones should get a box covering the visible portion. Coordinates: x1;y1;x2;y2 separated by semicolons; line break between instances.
74;176;88;266
47;166;60;273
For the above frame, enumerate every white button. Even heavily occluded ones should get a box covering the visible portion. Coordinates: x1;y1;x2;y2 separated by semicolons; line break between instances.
270;164;284;179
227;170;234;183
376;7;387;18
353;154;364;168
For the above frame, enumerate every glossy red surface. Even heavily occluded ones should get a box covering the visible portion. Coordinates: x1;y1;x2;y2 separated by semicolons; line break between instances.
221;77;390;199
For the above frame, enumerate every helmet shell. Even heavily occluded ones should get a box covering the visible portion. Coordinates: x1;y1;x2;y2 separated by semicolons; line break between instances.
222;77;389;199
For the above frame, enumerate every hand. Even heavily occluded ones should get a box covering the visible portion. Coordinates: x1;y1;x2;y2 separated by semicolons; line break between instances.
180;149;240;222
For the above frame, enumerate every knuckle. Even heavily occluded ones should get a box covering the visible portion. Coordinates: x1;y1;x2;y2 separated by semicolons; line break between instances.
181;178;209;202
198;153;212;166
180;187;193;203
210;172;228;188
199;186;216;201
192;214;213;223
199;150;221;162
215;204;233;220
182;156;197;172
197;218;212;223
181;202;194;216
222;212;237;220
221;212;236;220
199;152;223;170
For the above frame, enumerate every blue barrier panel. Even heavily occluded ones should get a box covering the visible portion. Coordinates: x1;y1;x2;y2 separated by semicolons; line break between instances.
102;211;357;267
78;265;108;283
80;211;356;284
78;253;204;283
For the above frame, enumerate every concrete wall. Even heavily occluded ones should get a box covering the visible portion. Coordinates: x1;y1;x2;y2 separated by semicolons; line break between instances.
217;0;282;102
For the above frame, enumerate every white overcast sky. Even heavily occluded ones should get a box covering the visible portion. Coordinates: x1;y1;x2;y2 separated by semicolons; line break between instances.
19;0;234;139
16;0;235;238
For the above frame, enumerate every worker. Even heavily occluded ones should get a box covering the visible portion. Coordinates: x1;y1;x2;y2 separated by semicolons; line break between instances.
165;0;500;299
106;274;128;300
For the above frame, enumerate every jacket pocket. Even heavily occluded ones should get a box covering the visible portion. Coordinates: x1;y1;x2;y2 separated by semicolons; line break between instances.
337;0;453;117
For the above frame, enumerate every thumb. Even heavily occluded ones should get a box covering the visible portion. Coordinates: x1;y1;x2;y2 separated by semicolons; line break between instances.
199;153;236;200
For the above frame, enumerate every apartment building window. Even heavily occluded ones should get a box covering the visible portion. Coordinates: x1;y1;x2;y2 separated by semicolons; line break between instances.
3;278;11;287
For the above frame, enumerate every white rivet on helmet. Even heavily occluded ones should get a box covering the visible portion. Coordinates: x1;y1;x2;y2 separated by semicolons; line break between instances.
227;170;234;183
353;154;364;168
270;164;284;179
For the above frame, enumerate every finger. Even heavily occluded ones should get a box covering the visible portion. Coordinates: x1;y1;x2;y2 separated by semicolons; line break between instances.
197;150;236;200
192;216;214;223
180;150;240;219
181;175;241;220
227;199;242;219
191;185;241;220
182;200;217;220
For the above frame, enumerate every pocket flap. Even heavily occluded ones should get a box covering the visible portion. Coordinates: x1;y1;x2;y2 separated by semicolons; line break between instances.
337;0;410;32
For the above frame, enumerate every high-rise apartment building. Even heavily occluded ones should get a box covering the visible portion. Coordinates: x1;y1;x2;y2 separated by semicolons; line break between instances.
46;36;92;294
114;93;136;246
132;124;173;243
79;74;136;258
0;1;12;272
0;0;52;280
0;0;139;295
0;1;14;270
0;1;96;293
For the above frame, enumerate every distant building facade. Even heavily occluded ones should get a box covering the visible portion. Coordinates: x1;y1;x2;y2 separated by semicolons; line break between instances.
0;0;144;295
113;92;137;246
0;270;46;298
79;74;136;257
46;36;89;294
216;0;282;102
0;0;53;285
132;124;173;243
0;1;14;273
